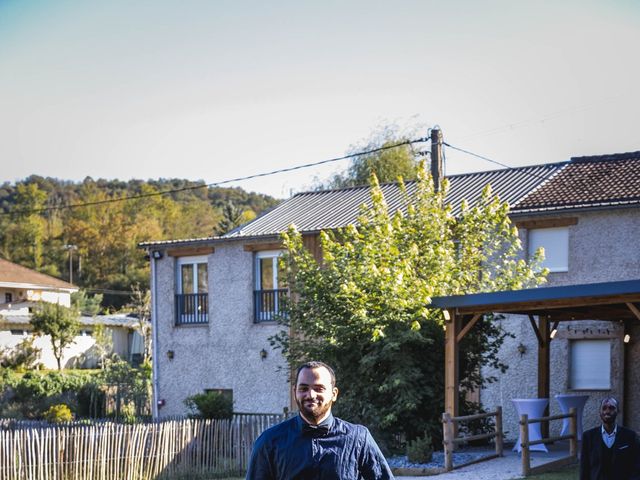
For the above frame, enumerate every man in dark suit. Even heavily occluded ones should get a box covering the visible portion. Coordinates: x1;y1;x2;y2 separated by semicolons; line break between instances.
580;397;640;480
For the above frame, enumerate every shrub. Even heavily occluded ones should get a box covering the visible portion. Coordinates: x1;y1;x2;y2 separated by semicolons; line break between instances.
0;337;41;371
184;391;233;420
43;404;73;423
406;433;433;464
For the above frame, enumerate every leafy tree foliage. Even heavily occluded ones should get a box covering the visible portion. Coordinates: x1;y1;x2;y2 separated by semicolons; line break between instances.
274;164;547;450
31;303;81;371
0;177;278;309
0;337;41;371
71;290;103;316
320;124;423;189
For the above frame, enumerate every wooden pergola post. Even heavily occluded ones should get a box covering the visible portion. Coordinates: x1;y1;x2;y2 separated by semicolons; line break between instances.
538;315;551;438
444;309;460;418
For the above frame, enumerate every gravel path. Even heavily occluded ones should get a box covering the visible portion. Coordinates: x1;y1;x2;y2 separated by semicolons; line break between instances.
398;445;574;480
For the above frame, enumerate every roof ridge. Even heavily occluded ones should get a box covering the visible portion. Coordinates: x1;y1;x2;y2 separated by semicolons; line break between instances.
290;160;570;198
570;151;640;163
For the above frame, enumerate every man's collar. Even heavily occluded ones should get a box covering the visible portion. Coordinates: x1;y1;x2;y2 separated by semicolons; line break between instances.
298;413;334;435
601;424;618;436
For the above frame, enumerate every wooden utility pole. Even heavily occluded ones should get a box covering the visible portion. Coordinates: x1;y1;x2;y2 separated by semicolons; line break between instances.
430;127;443;191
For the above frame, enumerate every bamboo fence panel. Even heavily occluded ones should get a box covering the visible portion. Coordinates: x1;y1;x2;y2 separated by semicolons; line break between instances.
0;414;283;480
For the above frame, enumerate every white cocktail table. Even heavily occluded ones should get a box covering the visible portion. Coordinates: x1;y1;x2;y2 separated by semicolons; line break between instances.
512;398;549;453
555;394;589;439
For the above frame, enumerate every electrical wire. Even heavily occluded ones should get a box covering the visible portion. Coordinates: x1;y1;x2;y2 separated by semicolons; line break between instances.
2;137;431;217
443;142;560;183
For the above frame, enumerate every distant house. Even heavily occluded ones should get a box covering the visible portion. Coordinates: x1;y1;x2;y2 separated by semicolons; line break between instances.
0;258;143;368
141;151;640;425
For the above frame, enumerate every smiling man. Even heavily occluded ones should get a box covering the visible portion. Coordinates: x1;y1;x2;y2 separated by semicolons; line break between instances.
246;361;394;479
580;397;640;480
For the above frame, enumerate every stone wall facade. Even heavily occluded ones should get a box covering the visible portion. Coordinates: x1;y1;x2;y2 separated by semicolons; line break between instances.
153;240;290;418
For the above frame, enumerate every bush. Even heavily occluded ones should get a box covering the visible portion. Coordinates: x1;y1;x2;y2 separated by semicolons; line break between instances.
184;391;233;420
406;433;433;464
43;404;73;423
0;337;41;371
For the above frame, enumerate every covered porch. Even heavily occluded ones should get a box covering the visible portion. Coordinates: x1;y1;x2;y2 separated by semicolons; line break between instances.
432;278;640;428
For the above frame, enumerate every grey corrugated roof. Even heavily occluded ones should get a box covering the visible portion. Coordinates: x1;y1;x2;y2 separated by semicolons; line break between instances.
140;151;640;247
223;163;562;238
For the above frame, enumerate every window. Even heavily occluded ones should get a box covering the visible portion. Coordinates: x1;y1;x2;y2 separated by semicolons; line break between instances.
528;227;569;272
5;293;12;304
175;256;209;325
10;329;26;336
254;251;288;322
570;339;611;390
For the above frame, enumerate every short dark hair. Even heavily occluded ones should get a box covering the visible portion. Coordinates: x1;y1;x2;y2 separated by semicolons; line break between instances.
600;396;619;410
295;361;336;388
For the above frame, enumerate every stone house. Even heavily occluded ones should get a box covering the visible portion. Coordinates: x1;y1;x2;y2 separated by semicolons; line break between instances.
0;257;142;368
141;151;640;425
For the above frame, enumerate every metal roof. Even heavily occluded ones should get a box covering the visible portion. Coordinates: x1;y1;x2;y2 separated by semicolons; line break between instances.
223;163;561;238
140;150;640;246
430;278;640;321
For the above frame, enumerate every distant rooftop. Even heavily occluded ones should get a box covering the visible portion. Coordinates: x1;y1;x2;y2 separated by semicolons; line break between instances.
0;257;76;291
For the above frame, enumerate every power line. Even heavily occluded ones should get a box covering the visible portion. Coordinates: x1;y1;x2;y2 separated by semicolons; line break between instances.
443;142;512;169
443;142;562;183
3;137;430;217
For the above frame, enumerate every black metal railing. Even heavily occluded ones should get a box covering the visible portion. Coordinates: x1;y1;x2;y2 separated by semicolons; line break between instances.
175;293;209;325
254;289;288;323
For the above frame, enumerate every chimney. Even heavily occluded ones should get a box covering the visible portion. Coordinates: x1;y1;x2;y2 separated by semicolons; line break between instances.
430;127;443;191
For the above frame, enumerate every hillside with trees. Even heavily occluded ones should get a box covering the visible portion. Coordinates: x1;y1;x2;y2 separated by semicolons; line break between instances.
0;176;278;308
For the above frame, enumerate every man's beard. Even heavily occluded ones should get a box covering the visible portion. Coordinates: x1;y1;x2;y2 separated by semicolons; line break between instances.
296;397;332;423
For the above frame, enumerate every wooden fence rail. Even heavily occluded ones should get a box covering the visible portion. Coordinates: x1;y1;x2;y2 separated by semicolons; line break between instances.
519;407;577;476
442;406;503;472
0;415;283;480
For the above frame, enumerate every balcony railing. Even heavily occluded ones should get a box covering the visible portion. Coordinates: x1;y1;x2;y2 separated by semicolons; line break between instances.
254;289;288;323
175;293;208;325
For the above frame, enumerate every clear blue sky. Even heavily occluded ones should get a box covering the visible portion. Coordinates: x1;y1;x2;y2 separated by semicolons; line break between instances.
1;0;639;198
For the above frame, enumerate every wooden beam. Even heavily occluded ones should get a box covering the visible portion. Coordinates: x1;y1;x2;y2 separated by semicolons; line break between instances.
515;217;578;230
538;316;550;438
627;302;640;321
455;294;640;315
243;242;283;252
528;315;544;348
456;314;482;343
445;313;460;418
166;246;214;257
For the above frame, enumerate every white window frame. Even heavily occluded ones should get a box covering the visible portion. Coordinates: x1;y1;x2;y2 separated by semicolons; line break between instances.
254;250;284;291
254;250;285;322
569;339;611;390
528;227;569;273
177;256;208;294
176;255;209;324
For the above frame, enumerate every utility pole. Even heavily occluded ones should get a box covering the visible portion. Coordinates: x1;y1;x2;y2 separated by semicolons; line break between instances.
431;127;443;191
63;244;77;284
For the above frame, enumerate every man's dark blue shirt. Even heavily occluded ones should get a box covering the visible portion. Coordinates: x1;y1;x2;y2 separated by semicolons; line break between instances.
246;414;394;479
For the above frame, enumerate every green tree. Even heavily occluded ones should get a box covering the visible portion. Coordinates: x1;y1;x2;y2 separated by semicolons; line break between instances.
322;124;422;189
92;323;113;369
127;285;152;362
71;290;103;316
213;201;256;235
3;183;48;269
274;164;547;450
31;303;80;370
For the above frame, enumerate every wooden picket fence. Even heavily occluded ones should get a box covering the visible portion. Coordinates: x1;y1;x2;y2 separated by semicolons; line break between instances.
0;414;283;480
